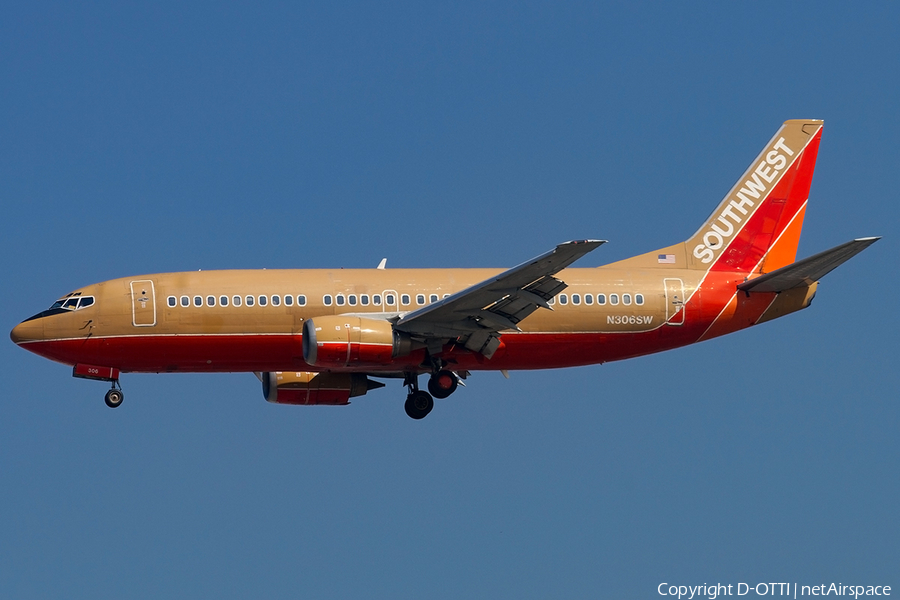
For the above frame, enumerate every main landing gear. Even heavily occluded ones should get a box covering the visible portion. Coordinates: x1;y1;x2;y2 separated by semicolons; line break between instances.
403;370;461;420
404;390;433;420
104;381;124;408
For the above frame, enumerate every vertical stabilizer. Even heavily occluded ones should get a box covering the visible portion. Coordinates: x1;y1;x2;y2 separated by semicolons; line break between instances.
687;119;823;274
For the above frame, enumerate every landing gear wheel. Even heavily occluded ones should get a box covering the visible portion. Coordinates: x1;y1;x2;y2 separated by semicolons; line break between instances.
427;370;458;399
404;390;434;420
104;389;124;409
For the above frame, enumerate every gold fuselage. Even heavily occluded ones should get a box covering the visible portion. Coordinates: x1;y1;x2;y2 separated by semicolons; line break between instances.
10;259;812;375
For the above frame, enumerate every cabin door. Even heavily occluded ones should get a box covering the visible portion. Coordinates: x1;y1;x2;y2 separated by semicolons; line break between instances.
664;278;685;326
130;280;157;327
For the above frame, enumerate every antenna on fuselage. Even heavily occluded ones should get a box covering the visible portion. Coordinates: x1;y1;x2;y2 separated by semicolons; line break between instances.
377;258;387;270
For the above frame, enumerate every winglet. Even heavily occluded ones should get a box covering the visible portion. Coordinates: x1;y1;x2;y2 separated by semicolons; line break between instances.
377;258;387;270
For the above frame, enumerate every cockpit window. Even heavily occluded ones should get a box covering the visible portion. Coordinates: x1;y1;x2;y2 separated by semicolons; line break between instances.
27;294;94;322
47;295;95;312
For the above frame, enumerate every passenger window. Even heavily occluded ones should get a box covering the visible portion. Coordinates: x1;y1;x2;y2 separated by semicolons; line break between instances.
181;296;189;307
443;294;450;299
610;294;619;305
401;294;410;305
572;294;581;305
348;295;357;306
298;295;307;306
272;295;281;306
167;296;177;307
373;295;382;305
194;296;203;307
233;295;242;307
430;294;438;303
559;294;568;305
220;296;229;307
383;294;393;305
207;296;216;307
336;294;345;306
259;296;268;306
416;294;425;305
585;294;593;305
246;295;255;307
361;295;369;306
623;294;632;305
284;295;293;306
549;296;555;305
323;295;332;306
636;294;644;305
597;294;606;305
78;296;94;309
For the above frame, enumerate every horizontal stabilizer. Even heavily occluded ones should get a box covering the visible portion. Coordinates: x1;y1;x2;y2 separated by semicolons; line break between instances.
737;237;880;293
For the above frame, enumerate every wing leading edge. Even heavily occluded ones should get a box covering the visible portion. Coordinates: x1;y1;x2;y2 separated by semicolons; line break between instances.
395;240;605;358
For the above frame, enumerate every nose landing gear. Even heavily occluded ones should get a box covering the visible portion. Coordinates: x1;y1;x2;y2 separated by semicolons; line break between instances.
104;381;124;408
72;364;124;408
72;363;125;408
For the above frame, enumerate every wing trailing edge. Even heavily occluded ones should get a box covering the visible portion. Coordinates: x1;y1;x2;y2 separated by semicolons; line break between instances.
737;237;880;293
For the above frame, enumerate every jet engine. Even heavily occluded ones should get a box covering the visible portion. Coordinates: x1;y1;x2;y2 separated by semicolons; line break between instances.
261;371;384;405
302;315;414;368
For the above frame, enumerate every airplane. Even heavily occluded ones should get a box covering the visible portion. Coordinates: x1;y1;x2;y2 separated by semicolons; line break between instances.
10;119;879;419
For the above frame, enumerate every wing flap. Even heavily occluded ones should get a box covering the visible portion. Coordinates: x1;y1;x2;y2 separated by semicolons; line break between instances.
737;237;879;293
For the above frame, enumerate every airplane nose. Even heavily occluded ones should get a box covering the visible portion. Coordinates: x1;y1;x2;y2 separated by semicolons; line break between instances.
10;318;43;345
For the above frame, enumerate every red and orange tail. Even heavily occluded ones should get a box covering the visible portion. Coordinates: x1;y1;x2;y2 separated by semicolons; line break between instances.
686;119;823;275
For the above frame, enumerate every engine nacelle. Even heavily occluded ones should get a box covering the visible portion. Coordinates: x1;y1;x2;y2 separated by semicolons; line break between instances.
262;371;381;405
302;315;413;368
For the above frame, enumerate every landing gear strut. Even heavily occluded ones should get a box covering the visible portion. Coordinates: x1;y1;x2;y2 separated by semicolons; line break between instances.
104;381;124;408
403;373;433;420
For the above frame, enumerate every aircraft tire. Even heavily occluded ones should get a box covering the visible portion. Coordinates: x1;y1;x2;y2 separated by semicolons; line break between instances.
404;391;433;420
427;370;458;399
104;389;124;409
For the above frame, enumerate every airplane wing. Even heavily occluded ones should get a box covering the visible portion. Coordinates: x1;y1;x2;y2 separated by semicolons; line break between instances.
395;240;605;358
738;237;880;293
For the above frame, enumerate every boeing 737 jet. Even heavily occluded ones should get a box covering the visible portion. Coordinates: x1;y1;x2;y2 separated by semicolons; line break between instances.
10;120;879;419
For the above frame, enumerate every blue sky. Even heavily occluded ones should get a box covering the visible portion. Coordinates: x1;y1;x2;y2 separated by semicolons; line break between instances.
1;2;897;598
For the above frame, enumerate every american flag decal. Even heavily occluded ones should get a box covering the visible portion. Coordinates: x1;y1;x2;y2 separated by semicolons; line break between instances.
658;254;675;264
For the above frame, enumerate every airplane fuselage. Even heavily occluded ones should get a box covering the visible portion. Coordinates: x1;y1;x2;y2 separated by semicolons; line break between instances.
10;262;807;374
